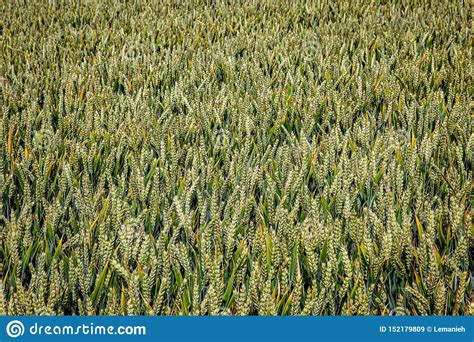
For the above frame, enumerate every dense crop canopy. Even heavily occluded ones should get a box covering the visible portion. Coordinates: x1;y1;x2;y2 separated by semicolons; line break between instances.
0;0;472;315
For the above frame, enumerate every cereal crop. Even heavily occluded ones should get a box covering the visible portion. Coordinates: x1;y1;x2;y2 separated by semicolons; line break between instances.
0;0;472;315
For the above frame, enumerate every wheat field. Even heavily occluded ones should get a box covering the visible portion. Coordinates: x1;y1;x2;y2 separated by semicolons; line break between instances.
0;0;472;316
